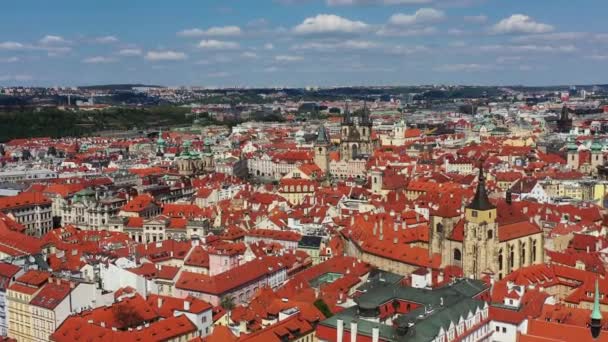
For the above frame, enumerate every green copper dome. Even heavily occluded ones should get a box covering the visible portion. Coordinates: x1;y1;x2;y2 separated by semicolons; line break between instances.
566;137;578;151
591;134;603;152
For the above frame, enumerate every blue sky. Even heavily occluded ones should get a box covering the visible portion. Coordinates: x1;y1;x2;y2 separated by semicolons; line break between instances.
0;0;607;87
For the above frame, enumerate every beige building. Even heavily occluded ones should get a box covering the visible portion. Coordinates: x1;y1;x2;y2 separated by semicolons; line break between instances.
429;167;544;280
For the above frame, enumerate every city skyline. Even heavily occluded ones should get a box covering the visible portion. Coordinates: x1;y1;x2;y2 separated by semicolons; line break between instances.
1;0;607;87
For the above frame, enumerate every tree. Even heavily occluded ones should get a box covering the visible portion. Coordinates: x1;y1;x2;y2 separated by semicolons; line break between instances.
220;295;236;323
313;298;333;318
112;304;145;329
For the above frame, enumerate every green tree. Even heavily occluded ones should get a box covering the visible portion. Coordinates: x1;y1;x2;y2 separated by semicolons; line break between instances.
314;298;333;318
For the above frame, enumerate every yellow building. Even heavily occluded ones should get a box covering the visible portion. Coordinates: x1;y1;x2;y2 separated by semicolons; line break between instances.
7;271;49;342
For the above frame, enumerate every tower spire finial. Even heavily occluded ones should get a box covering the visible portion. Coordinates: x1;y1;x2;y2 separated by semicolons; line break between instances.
591;277;602;339
467;158;495;211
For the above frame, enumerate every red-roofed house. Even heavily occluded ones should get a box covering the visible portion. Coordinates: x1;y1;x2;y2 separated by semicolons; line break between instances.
175;256;287;306
0;192;52;236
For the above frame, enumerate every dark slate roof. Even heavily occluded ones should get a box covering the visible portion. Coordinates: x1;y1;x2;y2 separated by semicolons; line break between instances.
298;235;323;249
467;165;496;211
315;125;330;145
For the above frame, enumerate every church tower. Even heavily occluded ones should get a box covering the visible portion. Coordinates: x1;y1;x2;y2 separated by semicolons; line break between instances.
156;128;166;157
463;163;498;279
370;168;383;194
340;102;354;161
557;105;572;133
314;125;330;175
567;137;579;170
591;134;603;175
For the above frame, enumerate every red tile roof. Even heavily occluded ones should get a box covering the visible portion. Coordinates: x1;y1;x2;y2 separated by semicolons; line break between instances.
51;313;197;342
0;192;51;210
176;256;286;295
30;279;73;309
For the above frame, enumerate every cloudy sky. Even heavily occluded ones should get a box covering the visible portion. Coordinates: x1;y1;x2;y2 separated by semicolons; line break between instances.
1;0;607;87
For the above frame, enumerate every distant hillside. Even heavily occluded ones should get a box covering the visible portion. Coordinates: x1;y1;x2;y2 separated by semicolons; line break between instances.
78;84;164;91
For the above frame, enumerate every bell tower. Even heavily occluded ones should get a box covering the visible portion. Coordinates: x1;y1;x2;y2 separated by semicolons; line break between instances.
463;162;498;279
314;125;330;175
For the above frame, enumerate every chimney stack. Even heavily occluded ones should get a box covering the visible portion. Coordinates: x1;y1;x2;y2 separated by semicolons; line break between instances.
350;321;358;342
337;319;344;342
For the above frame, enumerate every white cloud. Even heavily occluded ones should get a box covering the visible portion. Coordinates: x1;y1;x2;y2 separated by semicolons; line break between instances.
208;72;231;78
0;57;18;63
587;54;608;61
377;26;437;36
388;8;445;26
241;51;258;59
118;48;142;56
0;41;25;50
292;40;378;50
293;14;369;35
144;50;188;61
198;40;240;50
95;36;119;44
43;46;72;56
275;55;304;62
390;45;429;54
491;14;554;34
327;0;432;5
264;43;275;50
511;32;586;43
480;44;576;53
447;28;467;35
0;74;32;82
178;26;242;37
464;15;487;23
82;56;117;64
496;56;522;64
39;35;69;45
263;66;279;73
434;63;493;72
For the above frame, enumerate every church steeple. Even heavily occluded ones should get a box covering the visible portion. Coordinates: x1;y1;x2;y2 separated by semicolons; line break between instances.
343;101;352;125
316;124;330;145
361;100;372;126
467;161;495;211
591;278;602;339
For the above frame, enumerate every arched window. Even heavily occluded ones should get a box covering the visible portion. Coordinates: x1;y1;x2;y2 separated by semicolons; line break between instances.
532;239;538;262
352;144;359;158
509;245;515;269
498;249;503;270
521;242;526;264
454;248;462;261
436;223;444;234
487;229;493;239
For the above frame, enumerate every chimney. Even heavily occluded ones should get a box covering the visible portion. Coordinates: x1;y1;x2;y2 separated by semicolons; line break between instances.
350;216;355;226
372;326;380;342
157;297;163;308
100;322;106;328
350;321;358;342
184;300;190;311
337;319;344;342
